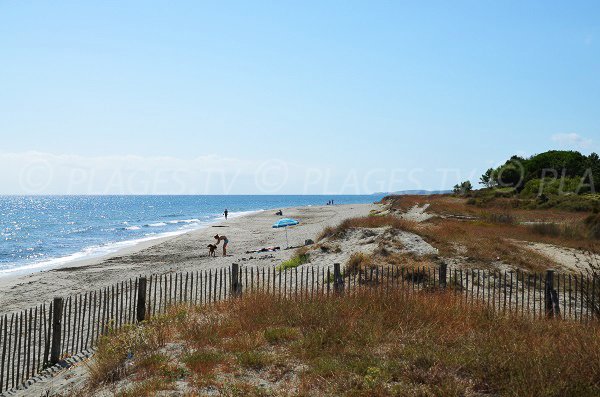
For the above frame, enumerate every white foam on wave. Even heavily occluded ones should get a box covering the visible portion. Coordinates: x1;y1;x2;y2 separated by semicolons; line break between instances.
125;226;141;230
0;228;190;277
147;222;167;227
226;209;264;219
167;219;200;224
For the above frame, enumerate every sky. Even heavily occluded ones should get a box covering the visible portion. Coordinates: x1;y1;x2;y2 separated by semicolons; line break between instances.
1;1;599;194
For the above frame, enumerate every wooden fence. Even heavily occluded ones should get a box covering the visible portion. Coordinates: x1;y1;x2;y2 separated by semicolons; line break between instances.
0;263;598;394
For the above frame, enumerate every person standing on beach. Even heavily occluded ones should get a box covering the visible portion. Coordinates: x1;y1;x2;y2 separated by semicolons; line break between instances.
214;234;228;256
224;209;228;220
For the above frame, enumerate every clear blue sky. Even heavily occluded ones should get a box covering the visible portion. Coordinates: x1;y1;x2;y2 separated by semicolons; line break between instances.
1;1;599;194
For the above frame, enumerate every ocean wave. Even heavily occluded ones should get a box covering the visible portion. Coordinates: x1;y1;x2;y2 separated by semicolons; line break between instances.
0;228;193;276
167;219;200;224
125;226;141;230
147;222;167;227
66;227;92;234
227;209;265;219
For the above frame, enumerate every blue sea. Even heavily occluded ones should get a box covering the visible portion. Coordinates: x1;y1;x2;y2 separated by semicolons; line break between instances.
0;195;381;275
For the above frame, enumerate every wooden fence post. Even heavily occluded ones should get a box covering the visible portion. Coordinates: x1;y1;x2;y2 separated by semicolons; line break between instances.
333;263;344;295
545;270;555;318
439;264;447;288
136;277;147;323
50;297;63;365
231;264;241;297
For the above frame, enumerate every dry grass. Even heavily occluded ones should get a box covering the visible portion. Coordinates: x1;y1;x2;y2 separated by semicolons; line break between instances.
87;314;173;388
373;196;600;271
585;213;600;239
400;217;567;271
344;252;373;275
384;194;591;224
317;215;417;242
86;291;600;396
317;213;559;271
379;251;438;270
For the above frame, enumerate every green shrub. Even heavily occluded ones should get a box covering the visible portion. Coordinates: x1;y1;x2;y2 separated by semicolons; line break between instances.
136;353;168;372
520;177;589;199
453;180;472;195
277;252;310;271
263;327;300;344
236;351;272;370
115;377;175;396
494;187;517;197
547;194;599;212
528;222;584;240
481;211;515;224
584;214;600;239
183;350;223;366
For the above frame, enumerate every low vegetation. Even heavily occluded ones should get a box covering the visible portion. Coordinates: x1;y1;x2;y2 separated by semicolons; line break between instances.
472;189;600;212
472;150;600;212
276;247;310;270
481;150;599;190
585;213;600;239
314;194;600;273
317;215;416;242
81;290;600;396
344;252;373;275
317;212;557;271
384;193;593;223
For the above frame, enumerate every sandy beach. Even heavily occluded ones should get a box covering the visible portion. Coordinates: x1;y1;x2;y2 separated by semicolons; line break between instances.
0;203;377;313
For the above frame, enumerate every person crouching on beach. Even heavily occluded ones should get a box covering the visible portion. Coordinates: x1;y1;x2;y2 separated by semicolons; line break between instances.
214;234;228;256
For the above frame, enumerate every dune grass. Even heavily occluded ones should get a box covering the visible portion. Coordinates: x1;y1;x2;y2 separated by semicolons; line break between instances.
83;289;600;397
316;213;558;271
317;215;416;242
319;196;599;271
344;252;373;275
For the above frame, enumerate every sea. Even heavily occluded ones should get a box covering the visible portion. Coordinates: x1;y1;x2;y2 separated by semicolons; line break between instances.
0;195;382;276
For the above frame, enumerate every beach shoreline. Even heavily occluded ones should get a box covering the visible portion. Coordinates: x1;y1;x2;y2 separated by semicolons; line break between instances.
0;203;377;312
0;209;263;281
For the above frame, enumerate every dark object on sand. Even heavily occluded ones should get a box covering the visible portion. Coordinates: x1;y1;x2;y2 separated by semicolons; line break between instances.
275;210;283;216
207;244;218;257
305;239;314;245
245;246;281;254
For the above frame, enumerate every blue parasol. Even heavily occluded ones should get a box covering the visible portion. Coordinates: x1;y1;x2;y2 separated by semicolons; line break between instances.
272;218;299;247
